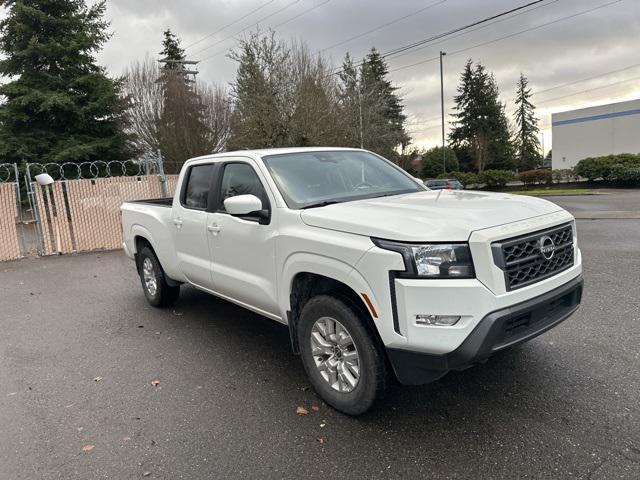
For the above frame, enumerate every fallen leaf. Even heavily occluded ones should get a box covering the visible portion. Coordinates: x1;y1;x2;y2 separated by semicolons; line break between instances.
311;405;319;412
123;436;131;442
93;376;103;382
7;392;17;396
82;445;95;452
295;406;309;415
320;423;326;428
150;380;160;387
143;472;151;477
317;437;325;444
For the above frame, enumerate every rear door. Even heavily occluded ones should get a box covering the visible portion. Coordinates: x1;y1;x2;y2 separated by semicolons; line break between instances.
172;162;217;289
206;159;280;318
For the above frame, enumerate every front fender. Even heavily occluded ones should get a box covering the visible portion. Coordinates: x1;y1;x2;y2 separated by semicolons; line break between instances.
279;252;381;324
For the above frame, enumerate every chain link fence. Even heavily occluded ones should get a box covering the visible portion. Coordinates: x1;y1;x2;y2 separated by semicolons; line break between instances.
0;158;179;261
0;163;23;261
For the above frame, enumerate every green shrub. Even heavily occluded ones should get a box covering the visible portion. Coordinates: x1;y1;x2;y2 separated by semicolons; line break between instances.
439;171;479;188
518;169;552;185
420;146;458;178
478;169;516;187
608;163;640;182
574;153;640;181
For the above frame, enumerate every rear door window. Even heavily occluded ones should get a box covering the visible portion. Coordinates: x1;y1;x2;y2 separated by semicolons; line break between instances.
182;164;214;209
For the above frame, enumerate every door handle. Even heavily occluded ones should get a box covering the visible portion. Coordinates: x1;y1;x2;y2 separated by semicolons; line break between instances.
207;225;221;235
173;218;183;228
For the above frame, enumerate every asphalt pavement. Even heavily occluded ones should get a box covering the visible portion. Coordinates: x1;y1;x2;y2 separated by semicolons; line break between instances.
1;191;639;479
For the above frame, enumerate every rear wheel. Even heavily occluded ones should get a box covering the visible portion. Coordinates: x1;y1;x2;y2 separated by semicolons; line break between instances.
137;246;180;307
298;295;389;415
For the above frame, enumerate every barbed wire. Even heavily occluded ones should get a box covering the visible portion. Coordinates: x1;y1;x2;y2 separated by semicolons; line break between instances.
22;159;163;181
0;163;19;182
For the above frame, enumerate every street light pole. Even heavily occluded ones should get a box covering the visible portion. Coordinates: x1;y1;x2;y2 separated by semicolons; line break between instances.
440;51;447;174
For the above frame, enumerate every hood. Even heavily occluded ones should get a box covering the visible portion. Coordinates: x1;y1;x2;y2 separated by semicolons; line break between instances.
300;190;564;242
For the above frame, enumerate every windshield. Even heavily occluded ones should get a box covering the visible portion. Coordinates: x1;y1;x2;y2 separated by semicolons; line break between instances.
262;150;423;209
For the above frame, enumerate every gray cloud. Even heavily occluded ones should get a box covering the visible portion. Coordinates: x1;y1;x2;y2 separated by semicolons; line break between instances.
77;0;640;147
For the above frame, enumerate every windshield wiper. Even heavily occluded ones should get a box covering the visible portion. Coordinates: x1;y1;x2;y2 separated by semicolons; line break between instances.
300;200;342;209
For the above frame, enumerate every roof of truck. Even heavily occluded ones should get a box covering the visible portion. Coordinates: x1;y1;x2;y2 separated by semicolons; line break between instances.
188;147;364;164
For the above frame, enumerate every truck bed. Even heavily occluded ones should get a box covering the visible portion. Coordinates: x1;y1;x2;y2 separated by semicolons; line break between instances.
125;197;173;207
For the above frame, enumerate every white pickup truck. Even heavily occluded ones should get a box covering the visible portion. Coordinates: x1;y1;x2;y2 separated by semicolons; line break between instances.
121;147;583;415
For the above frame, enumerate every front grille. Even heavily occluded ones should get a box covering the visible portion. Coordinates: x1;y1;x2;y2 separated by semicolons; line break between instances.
492;223;574;290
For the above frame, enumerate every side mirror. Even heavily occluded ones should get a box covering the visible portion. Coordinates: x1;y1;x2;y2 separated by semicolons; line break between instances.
224;194;263;216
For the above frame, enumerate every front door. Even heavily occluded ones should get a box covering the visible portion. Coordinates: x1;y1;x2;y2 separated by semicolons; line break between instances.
172;163;215;289
207;160;279;318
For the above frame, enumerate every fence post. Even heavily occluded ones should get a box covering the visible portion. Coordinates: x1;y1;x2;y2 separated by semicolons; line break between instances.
12;163;28;256
157;149;168;198
25;163;45;255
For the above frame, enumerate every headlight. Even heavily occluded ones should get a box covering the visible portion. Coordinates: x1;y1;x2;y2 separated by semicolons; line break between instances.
373;239;475;278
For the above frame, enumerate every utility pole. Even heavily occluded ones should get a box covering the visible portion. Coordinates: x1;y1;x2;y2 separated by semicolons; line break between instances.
158;58;200;84
439;51;447;174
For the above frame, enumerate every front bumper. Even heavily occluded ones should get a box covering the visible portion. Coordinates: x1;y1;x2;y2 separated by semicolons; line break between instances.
387;275;583;385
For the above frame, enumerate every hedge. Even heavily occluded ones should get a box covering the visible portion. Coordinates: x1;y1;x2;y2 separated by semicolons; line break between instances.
478;169;516;187
518;169;552;185
437;171;479;188
574;153;640;181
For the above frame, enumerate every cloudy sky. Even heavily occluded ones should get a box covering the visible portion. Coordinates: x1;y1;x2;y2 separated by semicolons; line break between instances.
10;0;640;150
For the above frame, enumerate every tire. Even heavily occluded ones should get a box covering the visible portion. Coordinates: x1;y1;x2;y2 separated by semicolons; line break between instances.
298;294;389;416
137;246;180;308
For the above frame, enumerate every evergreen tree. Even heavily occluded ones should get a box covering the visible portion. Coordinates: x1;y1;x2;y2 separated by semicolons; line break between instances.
449;60;514;172
420;146;458;178
513;73;541;170
156;29;211;172
359;49;409;159
0;0;132;166
227;32;289;150
337;53;362;148
159;29;185;67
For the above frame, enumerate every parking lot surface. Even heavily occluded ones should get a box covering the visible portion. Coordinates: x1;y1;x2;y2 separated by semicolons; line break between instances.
1;192;639;479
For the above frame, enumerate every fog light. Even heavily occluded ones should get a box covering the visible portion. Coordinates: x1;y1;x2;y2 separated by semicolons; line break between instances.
415;314;461;326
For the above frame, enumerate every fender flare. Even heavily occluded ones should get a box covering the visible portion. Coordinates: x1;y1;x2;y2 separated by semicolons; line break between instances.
280;252;377;313
281;252;383;353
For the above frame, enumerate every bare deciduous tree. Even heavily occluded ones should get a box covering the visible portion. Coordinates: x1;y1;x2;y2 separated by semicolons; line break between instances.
123;57;232;172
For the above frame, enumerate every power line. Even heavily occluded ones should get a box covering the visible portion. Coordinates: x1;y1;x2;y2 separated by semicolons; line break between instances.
386;0;622;75
319;0;447;53
533;62;640;96
191;0;301;57
408;76;640;136
197;0;332;63
390;0;560;63
537;75;640;105
184;0;276;50
328;0;546;77
271;0;331;29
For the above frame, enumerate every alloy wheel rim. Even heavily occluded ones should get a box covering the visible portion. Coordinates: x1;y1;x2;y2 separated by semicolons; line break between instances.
142;258;157;296
310;317;360;393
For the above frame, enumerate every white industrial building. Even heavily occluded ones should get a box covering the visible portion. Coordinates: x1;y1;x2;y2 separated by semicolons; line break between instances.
552;98;640;169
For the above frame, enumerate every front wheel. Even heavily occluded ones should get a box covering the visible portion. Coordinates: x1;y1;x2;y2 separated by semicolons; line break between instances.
298;295;389;415
137;246;180;307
